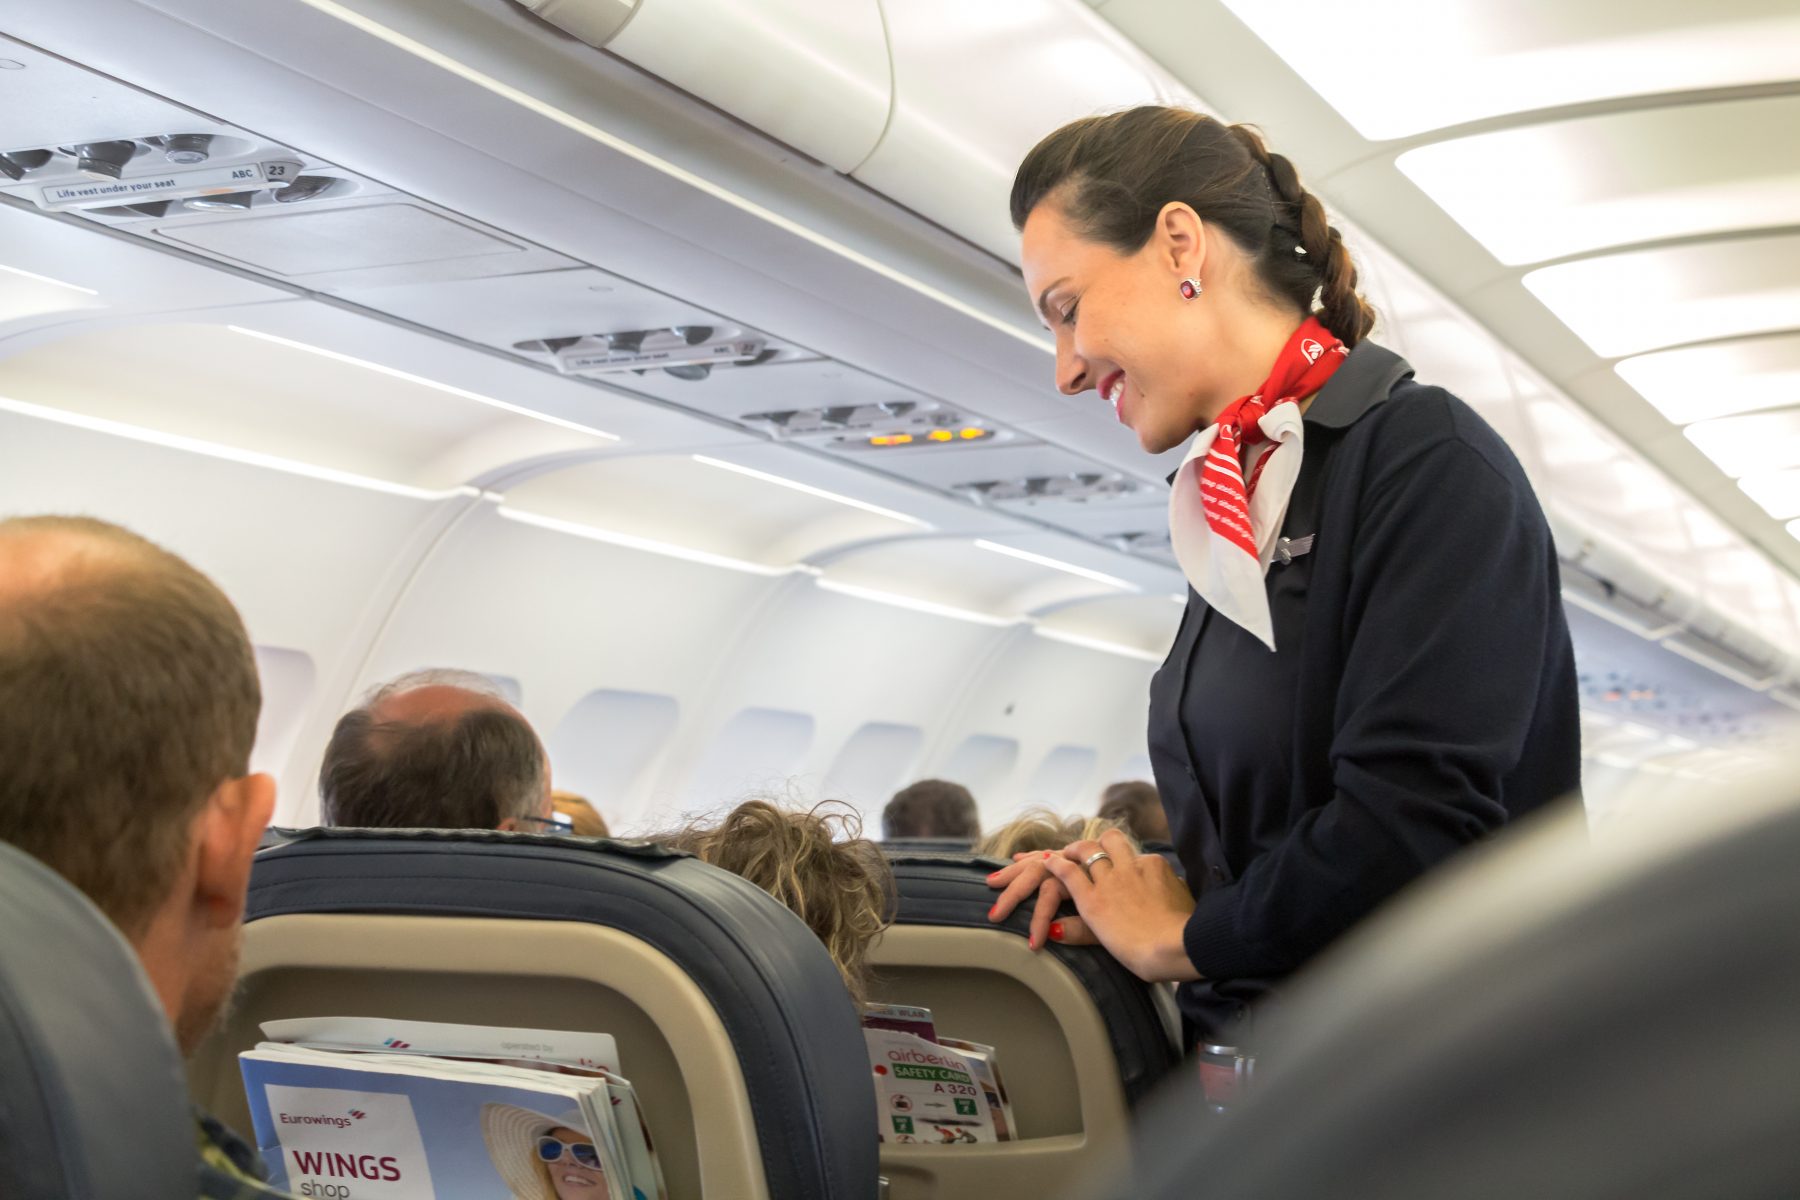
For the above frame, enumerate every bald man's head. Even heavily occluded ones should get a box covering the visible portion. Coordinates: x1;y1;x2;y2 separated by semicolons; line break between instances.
0;515;262;935
319;670;551;831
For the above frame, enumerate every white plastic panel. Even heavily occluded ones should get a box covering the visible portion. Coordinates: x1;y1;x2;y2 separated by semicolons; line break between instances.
854;0;1187;258
547;688;681;824
1397;97;1800;266
603;0;891;172
682;706;817;807
821;721;926;811
1523;234;1800;358
1217;0;1800;138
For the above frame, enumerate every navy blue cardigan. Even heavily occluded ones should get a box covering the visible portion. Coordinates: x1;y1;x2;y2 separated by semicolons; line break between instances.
1149;341;1581;1042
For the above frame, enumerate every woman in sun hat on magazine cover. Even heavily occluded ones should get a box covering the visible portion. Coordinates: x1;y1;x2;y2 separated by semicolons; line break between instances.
482;1103;615;1200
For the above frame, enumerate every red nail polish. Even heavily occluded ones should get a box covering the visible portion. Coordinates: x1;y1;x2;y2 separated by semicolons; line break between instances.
1028;936;1038;950
1042;851;1053;859
985;871;1000;882
987;904;998;919
1049;922;1064;942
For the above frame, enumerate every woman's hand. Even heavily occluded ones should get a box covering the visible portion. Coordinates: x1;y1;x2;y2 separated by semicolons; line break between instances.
987;830;1203;982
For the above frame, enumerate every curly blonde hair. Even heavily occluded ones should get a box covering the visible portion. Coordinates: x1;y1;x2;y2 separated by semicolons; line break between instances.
655;799;895;1004
973;808;1138;861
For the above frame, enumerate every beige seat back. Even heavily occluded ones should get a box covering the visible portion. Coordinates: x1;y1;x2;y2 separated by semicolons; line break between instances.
867;857;1179;1200
192;830;880;1200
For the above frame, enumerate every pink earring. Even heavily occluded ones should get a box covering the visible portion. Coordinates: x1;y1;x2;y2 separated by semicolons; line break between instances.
1179;278;1203;299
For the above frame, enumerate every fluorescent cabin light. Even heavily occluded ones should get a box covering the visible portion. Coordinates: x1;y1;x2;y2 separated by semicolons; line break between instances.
1032;626;1165;664
1395;100;1800;266
226;327;619;441
495;506;791;575
0;393;473;500
1522;237;1800;359
1738;470;1800;521
814;577;1019;627
1615;337;1800;425
1683;412;1800;479
691;455;929;527
974;539;1138;591
1218;0;1800;140
0;263;99;296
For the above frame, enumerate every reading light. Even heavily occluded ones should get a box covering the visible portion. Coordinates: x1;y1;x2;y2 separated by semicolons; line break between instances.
869;433;914;447
691;455;929;527
928;429;954;442
0;149;51;181
158;133;212;165
272;175;344;203
184;191;255;212
974;539;1138;591
959;428;985;440
65;140;139;181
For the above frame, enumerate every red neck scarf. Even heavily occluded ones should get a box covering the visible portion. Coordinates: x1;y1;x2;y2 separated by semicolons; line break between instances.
1200;316;1348;559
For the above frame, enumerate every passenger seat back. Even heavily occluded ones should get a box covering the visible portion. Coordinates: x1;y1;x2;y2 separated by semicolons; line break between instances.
0;841;195;1200
866;856;1179;1200
188;829;878;1200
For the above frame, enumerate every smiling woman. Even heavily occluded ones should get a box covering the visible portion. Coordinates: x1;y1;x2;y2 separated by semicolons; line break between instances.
993;105;1583;1056
481;1105;607;1200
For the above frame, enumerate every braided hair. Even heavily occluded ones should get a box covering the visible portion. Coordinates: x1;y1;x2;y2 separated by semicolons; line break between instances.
1010;106;1376;347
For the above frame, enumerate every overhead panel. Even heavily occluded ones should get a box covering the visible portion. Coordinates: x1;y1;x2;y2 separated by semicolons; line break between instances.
518;0;892;172
1522;233;1800;358
1217;0;1800;139
852;0;1188;258
0;323;607;492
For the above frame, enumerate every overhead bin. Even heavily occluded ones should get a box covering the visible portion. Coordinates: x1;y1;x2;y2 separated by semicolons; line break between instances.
518;0;1196;255
848;0;1186;257
517;0;893;172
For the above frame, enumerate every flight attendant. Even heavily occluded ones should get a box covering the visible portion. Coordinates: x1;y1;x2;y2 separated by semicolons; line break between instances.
988;107;1581;1049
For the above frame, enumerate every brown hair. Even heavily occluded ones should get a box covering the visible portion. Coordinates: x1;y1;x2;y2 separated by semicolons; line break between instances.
552;791;609;838
319;676;547;831
1011;106;1376;347
973;808;1137;862
656;799;895;1004
1097;780;1169;844
0;516;261;936
882;779;980;840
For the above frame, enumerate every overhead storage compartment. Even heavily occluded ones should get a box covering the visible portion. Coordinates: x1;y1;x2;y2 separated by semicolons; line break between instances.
517;0;893;172
517;0;1197;255
850;0;1191;257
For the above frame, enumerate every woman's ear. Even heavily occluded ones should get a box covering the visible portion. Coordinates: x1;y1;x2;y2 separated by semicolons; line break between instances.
1156;201;1208;280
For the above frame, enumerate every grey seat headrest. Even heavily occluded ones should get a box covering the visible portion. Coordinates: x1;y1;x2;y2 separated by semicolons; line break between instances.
1133;788;1800;1200
0;841;195;1200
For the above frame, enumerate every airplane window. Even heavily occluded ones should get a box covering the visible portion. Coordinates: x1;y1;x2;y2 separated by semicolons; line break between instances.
681;707;816;810
248;645;315;780
939;734;1021;815
821;722;925;811
546;688;680;828
1022;744;1100;812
